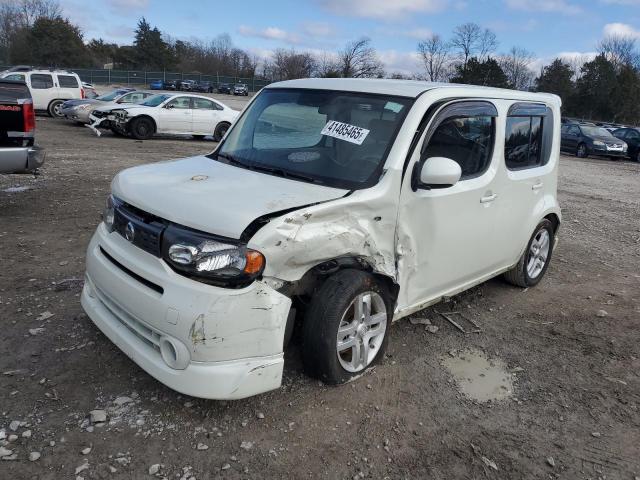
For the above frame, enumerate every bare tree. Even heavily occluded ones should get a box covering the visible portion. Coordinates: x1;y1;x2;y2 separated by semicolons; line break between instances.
598;34;639;70
500;46;535;90
417;34;451;82
339;37;384;78
266;49;317;81
450;23;498;73
315;51;340;77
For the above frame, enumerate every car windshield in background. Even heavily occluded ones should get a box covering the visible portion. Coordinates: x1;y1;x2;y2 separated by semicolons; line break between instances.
213;88;413;189
582;126;613;137
140;94;171;107
97;90;126;101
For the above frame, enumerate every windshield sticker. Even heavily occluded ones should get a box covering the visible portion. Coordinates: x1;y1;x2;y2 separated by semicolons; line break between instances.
321;121;370;145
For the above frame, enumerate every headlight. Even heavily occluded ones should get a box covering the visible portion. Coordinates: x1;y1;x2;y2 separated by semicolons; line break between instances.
623;144;628;151
102;194;117;232
593;140;605;147
162;225;265;287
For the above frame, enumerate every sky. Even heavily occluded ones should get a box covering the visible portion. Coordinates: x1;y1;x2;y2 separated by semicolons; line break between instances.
59;0;640;74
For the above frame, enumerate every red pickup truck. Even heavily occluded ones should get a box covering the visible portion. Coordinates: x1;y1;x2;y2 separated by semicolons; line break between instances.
0;79;45;174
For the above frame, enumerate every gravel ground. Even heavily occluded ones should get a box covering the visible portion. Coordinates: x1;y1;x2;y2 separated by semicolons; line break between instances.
0;115;639;480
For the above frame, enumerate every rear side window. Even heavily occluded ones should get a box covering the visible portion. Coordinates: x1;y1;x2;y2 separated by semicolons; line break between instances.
505;103;553;170
193;98;220;110
5;74;25;82
58;75;79;88
422;101;497;180
31;74;53;89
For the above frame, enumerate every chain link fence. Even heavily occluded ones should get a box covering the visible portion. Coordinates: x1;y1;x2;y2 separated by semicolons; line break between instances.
1;66;271;92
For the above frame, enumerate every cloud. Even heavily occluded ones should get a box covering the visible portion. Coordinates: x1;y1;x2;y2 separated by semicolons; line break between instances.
377;50;422;75
104;25;135;41
317;0;447;20
106;0;149;9
600;0;640;4
238;25;301;44
302;22;336;37
504;0;582;14
602;22;640;39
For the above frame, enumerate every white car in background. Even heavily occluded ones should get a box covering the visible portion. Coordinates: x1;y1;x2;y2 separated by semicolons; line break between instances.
88;93;239;141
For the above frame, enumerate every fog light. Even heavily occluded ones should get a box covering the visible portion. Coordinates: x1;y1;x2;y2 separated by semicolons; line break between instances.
159;336;190;370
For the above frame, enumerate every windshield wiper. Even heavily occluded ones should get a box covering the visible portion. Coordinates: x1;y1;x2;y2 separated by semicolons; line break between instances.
216;152;249;168
248;164;322;184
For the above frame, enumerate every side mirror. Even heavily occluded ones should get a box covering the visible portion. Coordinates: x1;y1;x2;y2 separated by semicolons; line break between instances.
415;157;461;189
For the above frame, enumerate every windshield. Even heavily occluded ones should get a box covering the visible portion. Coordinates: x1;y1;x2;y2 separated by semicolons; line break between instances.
213;88;413;189
140;94;171;107
581;126;613;137
97;90;127;101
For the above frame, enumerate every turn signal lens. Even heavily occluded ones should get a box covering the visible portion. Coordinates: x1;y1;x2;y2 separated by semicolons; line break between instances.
244;250;265;275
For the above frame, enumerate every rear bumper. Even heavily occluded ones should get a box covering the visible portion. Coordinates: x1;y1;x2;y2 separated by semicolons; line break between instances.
81;225;291;399
0;145;45;173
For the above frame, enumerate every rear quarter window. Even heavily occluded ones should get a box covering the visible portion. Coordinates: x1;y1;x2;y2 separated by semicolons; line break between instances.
30;74;54;89
505;103;554;170
58;75;79;88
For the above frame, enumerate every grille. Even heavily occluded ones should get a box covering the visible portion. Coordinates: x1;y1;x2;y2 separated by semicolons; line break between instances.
113;204;164;257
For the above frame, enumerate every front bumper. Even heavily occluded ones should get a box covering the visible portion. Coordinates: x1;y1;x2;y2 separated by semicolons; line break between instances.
81;224;291;399
591;146;627;157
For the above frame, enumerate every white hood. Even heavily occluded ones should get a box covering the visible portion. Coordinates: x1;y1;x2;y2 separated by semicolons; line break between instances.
111;155;348;239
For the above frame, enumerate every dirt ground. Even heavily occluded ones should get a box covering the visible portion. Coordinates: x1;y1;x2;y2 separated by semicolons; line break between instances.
0;113;639;480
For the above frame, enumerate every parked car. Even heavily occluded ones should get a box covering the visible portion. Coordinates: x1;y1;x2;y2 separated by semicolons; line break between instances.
149;79;165;90
217;83;232;94
163;80;178;91
612;127;640;162
81;78;562;399
0;79;44;173
194;81;214;93
233;83;248;96
61;89;150;124
180;79;197;91
88;93;238;140
560;123;628;159
0;68;84;117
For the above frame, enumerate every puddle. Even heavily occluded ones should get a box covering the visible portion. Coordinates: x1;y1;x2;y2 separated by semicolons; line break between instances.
3;186;31;193
442;348;514;402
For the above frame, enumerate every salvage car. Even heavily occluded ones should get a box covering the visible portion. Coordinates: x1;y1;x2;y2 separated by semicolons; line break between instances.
81;78;562;399
88;93;238;141
233;83;249;96
612;127;640;162
1;68;84;117
560;123;627;159
61;88;150;124
0;79;44;173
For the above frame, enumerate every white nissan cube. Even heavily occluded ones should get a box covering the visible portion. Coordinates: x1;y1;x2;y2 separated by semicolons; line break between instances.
81;78;561;399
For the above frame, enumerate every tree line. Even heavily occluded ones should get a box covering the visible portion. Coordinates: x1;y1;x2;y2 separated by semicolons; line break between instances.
1;0;639;124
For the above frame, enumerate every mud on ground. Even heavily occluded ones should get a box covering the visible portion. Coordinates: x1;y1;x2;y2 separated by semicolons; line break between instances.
0;117;639;479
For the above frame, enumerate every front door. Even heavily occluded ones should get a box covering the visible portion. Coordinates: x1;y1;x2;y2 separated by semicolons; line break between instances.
158;96;193;133
396;100;505;310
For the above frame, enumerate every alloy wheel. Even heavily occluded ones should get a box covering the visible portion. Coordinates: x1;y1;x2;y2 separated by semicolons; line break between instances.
336;291;387;373
526;228;550;279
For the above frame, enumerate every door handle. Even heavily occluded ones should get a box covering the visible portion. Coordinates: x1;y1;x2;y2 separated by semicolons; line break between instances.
480;193;497;203
532;181;544;191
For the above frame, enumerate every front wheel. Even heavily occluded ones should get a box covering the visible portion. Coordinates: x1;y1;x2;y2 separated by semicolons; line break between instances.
635;150;640;163
504;219;555;288
302;269;390;384
213;122;230;142
129;117;154;140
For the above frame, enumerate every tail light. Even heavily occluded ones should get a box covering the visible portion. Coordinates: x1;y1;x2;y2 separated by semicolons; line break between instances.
22;100;35;133
81;88;85;99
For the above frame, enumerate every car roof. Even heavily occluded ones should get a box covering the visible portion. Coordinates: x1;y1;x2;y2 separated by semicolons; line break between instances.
267;78;561;106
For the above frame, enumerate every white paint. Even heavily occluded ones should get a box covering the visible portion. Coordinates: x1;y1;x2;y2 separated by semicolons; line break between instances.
321;120;370;145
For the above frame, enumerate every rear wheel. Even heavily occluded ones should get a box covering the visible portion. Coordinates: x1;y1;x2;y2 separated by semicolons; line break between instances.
302;269;390;384
129;117;154;140
213;122;230;142
576;143;588;158
48;99;64;118
504;219;555;288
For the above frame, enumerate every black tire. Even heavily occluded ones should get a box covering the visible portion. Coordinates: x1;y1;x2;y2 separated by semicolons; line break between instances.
635;150;640;163
302;269;391;384
48;99;64;118
213;122;230;142
576;143;588;158
504;219;555;288
192;135;206;140
129;117;154;140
